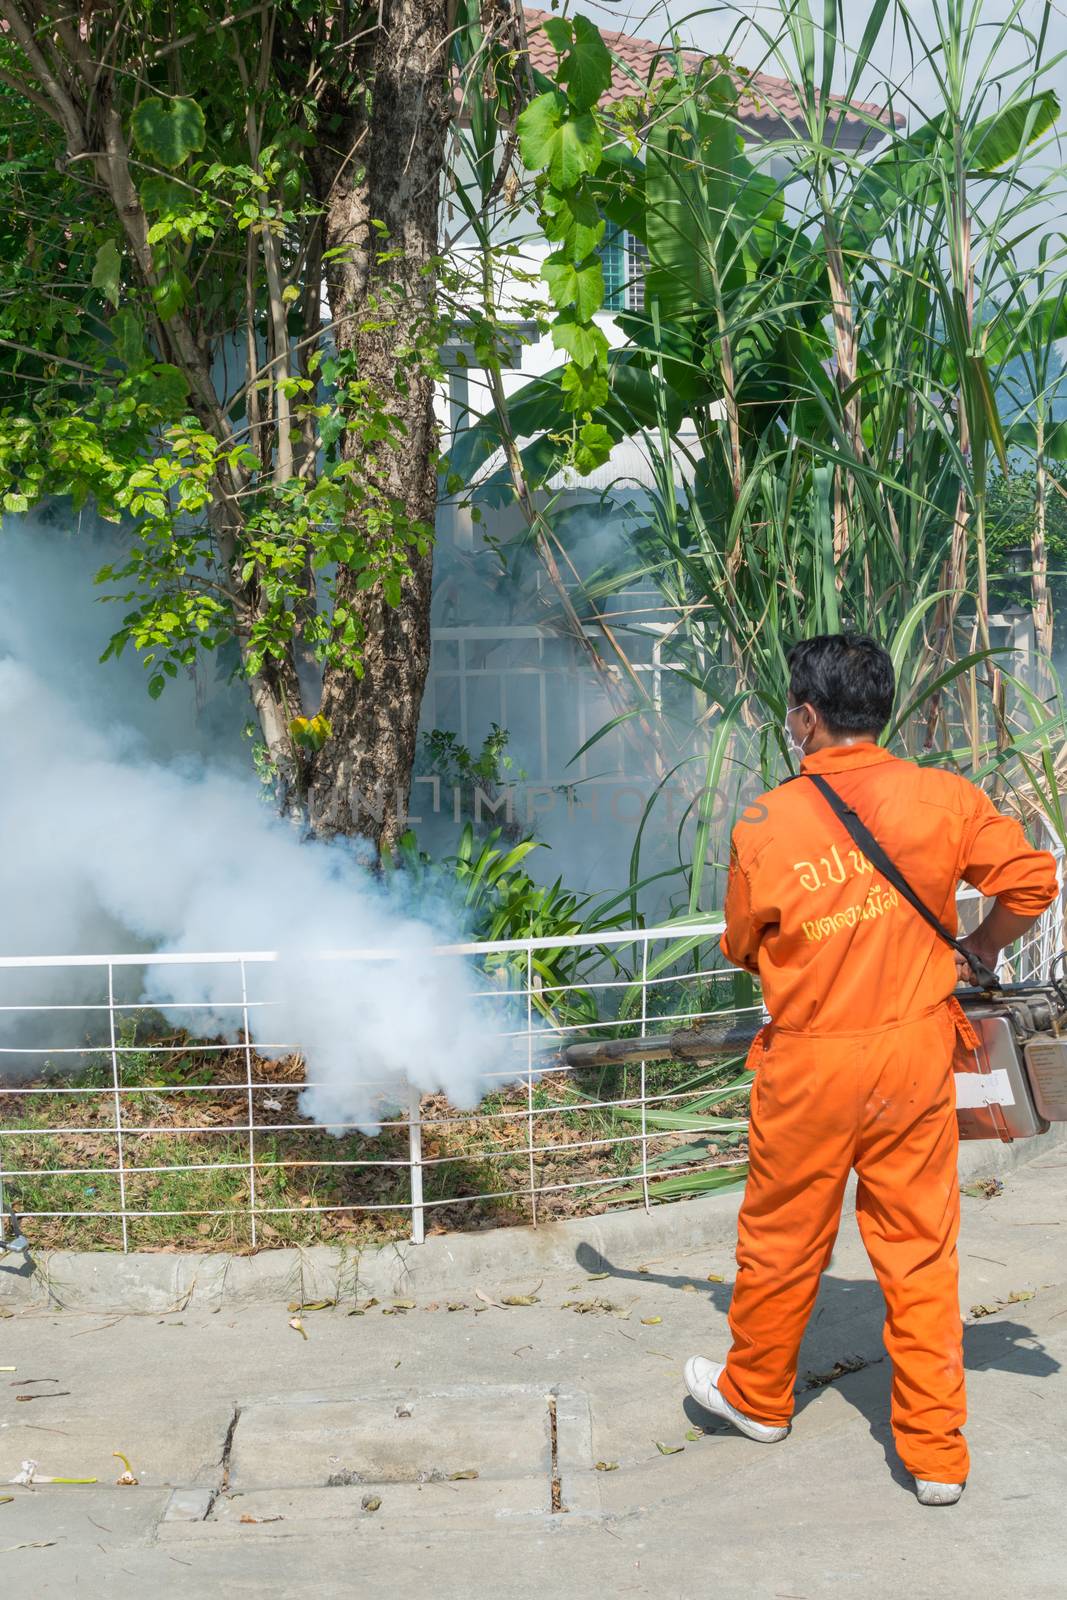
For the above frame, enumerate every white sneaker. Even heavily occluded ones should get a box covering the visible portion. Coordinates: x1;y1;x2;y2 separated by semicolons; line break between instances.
915;1479;964;1507
684;1356;789;1443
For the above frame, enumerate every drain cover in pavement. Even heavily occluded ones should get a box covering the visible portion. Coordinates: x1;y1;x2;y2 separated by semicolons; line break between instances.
192;1384;597;1526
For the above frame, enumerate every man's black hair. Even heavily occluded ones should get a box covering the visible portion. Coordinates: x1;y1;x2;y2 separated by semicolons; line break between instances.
787;632;895;736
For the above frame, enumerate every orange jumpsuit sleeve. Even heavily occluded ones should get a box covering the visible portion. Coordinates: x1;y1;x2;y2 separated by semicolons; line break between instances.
959;790;1059;916
720;840;767;973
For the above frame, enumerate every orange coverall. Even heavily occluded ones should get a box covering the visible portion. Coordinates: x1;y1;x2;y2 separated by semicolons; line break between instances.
719;742;1058;1483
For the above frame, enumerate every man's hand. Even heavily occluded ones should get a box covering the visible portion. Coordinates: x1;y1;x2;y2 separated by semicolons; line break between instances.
954;933;1000;987
955;903;1041;987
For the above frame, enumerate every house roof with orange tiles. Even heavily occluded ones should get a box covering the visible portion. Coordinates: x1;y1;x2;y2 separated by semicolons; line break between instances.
523;9;904;149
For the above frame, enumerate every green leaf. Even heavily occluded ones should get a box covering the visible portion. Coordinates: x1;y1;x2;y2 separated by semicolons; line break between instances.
540;16;572;52
613;1164;749;1204
541;185;605;260
560;361;608;413
969;90;1059;173
550;311;609;368
92;239;122;309
1008;417;1067;461
1005;417;1038;451
847;91;1060;250
643;77;744;319
148;363;191;410
112;309;145;367
131;96;207;169
558;16;613;111
541;252;604;319
152;276;187;321
140;174;187;213
573;420;613;474
517;93;602;187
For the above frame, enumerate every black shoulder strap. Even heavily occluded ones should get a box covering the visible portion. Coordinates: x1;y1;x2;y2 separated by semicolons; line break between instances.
804;772;1001;991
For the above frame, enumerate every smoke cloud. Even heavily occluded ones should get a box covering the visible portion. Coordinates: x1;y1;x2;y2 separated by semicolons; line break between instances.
0;518;510;1128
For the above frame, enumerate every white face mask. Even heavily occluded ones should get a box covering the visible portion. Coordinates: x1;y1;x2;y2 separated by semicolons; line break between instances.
783;706;809;761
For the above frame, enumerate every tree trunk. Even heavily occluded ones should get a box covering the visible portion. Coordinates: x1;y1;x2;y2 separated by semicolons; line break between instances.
308;0;451;850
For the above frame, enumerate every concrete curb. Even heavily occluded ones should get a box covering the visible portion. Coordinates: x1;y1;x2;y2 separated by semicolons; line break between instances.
2;1125;1061;1313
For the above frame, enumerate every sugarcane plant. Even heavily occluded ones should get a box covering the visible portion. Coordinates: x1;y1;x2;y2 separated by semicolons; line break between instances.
453;0;1067;879
447;0;1067;1199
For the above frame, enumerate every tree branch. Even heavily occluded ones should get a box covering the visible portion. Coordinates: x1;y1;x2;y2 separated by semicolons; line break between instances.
0;0;88;151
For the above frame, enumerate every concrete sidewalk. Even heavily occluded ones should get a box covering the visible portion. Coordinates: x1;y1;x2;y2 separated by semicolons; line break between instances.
0;1149;1065;1598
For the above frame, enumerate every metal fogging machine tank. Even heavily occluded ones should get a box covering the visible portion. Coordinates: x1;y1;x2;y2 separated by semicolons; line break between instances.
952;956;1067;1140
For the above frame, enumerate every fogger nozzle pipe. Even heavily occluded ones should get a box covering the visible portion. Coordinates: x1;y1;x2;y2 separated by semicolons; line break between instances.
562;1018;761;1070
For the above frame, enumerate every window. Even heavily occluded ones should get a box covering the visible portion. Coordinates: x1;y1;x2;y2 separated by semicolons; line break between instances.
598;226;647;312
625;233;649;311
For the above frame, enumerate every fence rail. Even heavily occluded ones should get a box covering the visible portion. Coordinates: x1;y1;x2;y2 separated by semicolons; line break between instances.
0;867;1062;1254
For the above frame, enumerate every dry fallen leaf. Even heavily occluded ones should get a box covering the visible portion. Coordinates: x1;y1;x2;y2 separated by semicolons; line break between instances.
348;1298;379;1317
288;1317;308;1340
475;1289;506;1310
447;1469;479;1481
684;1428;704;1442
706;1273;724;1283
502;1295;539;1307
287;1299;335;1313
802;1356;871;1389
654;1441;684;1455
586;1272;610;1280
640;1316;662;1326
961;1176;1004;1200
240;1513;284;1524
561;1298;623;1315
391;1300;417;1311
1007;1289;1035;1303
0;1496;12;1506
446;1303;468;1313
361;1495;382;1512
594;1461;619;1472
681;1284;697;1294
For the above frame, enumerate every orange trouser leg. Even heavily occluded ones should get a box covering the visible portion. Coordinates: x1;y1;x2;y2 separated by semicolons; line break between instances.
717;1030;857;1426
718;1007;968;1484
853;1010;968;1484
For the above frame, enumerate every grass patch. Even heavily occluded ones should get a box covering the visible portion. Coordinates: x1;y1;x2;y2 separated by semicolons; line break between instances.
0;1014;750;1251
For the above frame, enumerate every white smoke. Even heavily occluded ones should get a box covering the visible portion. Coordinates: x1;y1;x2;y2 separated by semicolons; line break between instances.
0;519;510;1128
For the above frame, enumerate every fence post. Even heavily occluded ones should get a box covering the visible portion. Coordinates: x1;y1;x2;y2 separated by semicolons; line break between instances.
239;960;258;1250
408;1084;425;1246
526;946;538;1228
107;964;129;1253
639;936;651;1215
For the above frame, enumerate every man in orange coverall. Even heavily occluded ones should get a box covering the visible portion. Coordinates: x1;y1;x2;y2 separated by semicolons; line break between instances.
684;633;1058;1507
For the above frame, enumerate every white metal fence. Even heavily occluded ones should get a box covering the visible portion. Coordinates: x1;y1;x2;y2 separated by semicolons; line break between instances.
0;925;751;1253
0;874;1062;1255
